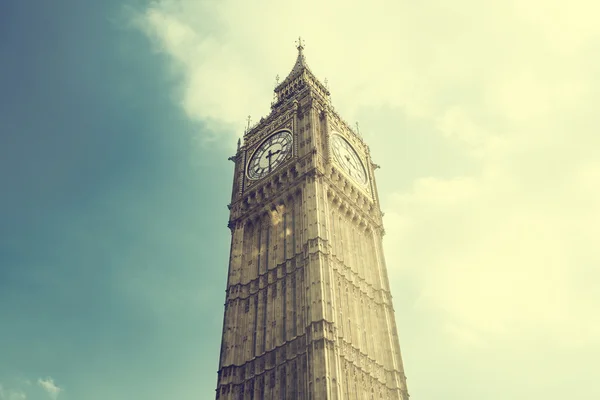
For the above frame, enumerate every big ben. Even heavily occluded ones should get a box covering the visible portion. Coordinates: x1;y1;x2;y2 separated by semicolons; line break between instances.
216;39;409;400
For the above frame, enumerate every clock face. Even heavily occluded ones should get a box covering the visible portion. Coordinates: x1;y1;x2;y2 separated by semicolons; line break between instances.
247;130;293;180
331;134;368;185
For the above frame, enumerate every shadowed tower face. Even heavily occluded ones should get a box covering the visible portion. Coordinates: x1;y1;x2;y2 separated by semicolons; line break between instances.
216;39;409;400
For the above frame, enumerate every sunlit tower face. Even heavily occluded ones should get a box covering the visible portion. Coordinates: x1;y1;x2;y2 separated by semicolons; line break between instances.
216;39;409;400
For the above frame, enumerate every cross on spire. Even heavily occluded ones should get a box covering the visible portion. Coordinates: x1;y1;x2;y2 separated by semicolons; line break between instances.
295;36;305;53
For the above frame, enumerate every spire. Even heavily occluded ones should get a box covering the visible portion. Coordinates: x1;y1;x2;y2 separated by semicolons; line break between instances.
273;37;330;102
296;36;305;54
280;37;309;85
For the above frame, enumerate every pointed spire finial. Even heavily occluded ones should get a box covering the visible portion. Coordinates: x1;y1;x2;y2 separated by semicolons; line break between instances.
355;122;361;136
275;74;280;86
295;36;305;53
245;115;251;133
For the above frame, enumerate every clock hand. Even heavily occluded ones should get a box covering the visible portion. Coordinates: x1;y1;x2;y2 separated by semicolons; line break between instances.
343;154;355;176
268;151;272;172
345;154;358;170
265;148;282;172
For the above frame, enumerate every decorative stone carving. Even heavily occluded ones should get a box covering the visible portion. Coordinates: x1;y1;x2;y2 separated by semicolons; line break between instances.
217;41;409;400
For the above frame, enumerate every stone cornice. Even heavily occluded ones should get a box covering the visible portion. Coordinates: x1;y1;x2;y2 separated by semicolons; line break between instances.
224;245;394;308
324;169;385;234
218;331;405;391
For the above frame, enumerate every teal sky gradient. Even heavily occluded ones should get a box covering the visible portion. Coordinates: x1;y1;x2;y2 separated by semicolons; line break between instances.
1;1;230;399
2;1;600;400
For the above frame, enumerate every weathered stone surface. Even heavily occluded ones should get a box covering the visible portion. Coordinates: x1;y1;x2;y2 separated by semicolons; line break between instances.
216;41;409;400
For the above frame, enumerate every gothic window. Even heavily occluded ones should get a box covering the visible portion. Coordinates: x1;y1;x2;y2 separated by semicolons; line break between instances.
292;362;298;395
265;221;271;270
339;216;344;254
292;200;297;252
348;319;352;341
331;210;337;253
257;221;263;274
280;366;287;397
283;209;288;259
292;310;297;336
270;370;276;388
245;299;250;313
262;291;269;352
259;377;265;398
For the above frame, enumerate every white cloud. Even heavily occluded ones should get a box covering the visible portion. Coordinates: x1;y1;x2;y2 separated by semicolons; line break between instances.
134;0;600;397
8;392;26;400
384;158;600;348
37;378;61;400
137;0;600;342
0;384;27;400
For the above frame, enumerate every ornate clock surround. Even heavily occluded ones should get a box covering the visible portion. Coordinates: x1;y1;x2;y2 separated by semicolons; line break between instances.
242;116;297;191
330;131;368;186
246;129;294;181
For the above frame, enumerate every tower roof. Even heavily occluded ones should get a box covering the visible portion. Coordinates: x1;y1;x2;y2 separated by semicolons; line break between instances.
274;37;329;97
281;38;309;84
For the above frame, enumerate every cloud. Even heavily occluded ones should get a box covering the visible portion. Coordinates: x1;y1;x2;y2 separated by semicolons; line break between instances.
8;393;26;400
134;0;600;391
0;384;27;400
384;165;600;347
37;378;61;400
133;2;276;140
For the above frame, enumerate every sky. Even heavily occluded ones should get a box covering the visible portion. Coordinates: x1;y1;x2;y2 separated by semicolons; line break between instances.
1;0;599;399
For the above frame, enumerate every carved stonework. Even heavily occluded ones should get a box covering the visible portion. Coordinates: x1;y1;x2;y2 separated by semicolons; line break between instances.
217;41;409;400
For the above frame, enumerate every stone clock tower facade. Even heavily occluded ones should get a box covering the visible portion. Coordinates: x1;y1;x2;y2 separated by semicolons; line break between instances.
216;40;409;400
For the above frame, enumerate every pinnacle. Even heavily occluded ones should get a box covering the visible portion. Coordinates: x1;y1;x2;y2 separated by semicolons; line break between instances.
271;38;331;110
275;38;330;94
277;38;311;89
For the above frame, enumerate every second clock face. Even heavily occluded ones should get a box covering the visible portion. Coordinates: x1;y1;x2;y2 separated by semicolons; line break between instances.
247;130;293;180
331;134;368;185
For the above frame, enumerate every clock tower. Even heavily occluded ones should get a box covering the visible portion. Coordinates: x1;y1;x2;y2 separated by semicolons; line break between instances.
216;39;409;400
